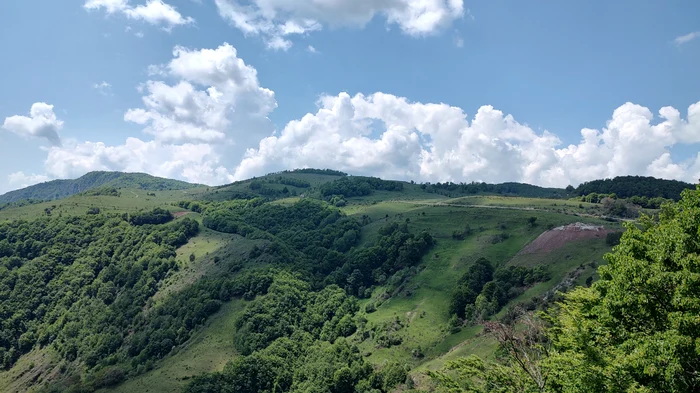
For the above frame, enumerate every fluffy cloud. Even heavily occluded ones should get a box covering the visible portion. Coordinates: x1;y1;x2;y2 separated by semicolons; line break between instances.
84;0;193;30
44;138;234;186
8;44;700;191
235;93;700;187
6;172;51;191
124;43;276;146
2;102;63;146
214;0;464;50
10;43;276;189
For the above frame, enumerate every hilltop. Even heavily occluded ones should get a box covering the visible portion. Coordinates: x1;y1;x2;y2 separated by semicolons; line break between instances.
0;171;202;204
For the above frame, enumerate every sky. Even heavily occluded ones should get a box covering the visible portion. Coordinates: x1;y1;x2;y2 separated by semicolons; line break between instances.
1;0;699;193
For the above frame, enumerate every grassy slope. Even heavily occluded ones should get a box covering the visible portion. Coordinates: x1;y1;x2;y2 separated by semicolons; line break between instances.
0;187;208;222
125;193;619;390
340;197;620;375
0;171;202;204
101;300;247;393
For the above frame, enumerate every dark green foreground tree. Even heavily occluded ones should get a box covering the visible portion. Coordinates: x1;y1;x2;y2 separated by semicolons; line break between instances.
431;186;700;392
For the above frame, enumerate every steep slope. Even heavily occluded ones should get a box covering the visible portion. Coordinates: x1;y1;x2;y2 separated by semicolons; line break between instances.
0;171;202;203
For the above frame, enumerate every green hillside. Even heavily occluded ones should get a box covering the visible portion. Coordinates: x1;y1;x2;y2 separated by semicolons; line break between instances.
0;169;696;393
0;171;202;204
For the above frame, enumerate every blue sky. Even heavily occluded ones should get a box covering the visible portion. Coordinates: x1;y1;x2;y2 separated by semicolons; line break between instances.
1;0;699;193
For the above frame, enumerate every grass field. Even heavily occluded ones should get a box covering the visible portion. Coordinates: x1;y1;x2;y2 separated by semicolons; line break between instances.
342;200;619;371
102;300;247;393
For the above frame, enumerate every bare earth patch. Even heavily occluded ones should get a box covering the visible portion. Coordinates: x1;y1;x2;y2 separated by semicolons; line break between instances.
173;211;190;218
518;222;613;255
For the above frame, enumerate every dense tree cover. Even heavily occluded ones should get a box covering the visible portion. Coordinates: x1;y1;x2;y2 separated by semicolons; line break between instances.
575;175;694;201
202;199;433;295
449;258;550;321
579;192;671;210
128;207;173;226
233;273;358;355
177;200;204;213
627;195;672;209
320;176;404;198
0;213;200;388
80;187;121;197
185;274;407;393
0;171;200;204
432;186;700;392
327;222;435;297
421;182;570;199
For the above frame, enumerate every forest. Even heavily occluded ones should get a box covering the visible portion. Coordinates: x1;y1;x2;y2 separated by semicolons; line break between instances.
0;210;200;390
574;175;695;200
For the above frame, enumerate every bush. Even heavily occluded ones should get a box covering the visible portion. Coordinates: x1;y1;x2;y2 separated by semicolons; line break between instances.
606;231;623;246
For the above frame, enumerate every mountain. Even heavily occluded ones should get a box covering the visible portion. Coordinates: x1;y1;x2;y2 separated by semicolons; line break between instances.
0;171;202;204
0;169;697;393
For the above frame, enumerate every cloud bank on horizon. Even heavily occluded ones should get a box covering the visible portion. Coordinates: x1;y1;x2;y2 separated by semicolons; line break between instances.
1;0;700;193
4;42;700;192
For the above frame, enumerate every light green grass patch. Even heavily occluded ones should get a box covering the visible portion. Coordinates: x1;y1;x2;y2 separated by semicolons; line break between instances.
103;300;246;393
349;202;615;370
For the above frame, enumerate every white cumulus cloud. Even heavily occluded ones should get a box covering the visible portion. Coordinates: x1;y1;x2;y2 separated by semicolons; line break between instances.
214;0;464;49
84;0;193;30
124;43;276;146
2;102;64;146
6;172;51;191
9;44;700;190
235;93;700;187
44;138;234;186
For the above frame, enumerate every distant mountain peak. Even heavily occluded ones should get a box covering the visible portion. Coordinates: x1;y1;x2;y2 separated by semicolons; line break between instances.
0;171;202;204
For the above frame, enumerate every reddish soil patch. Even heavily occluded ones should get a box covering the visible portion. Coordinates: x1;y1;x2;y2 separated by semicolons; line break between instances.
173;211;191;218
518;222;613;255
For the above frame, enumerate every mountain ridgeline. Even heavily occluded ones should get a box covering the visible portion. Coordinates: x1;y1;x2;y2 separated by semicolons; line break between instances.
0;171;202;204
